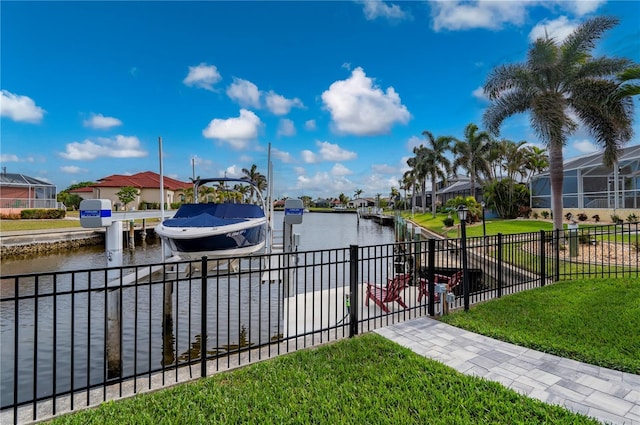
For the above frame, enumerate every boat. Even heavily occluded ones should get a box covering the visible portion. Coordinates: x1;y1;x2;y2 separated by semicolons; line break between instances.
155;177;268;260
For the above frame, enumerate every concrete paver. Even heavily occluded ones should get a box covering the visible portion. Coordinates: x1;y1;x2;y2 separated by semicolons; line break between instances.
375;317;640;425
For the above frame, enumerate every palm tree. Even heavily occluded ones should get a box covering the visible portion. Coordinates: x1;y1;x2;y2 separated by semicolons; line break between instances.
402;169;417;215
525;146;549;182
483;16;636;231
406;146;428;213
389;187;400;210
452;123;492;201
354;188;363;200
241;164;266;198
422;131;455;217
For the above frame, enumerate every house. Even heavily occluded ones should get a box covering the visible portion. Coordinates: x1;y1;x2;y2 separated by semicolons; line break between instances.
68;186;94;200
90;171;192;210
0;171;59;212
273;199;286;208
348;197;375;208
530;144;640;220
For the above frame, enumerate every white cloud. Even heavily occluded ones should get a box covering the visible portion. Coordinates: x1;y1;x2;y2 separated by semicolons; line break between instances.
406;135;423;151
305;119;317;131
272;147;293;163
277;118;296;137
183;63;222;91
331;163;352;176
202;109;262;149
60;165;87;174
317;141;357;161
472;86;488;101
301;150;317;164
226;78;261;108
372;163;396;174
0;154;19;162
430;1;605;32
0;90;45;123
222;165;243;178
573;139;598;154
83;113;122;130
321;67;410;136
356;0;410;21
529;16;577;43
430;1;529;31
60;135;147;160
265;91;304;115
294;166;306;175
561;0;605;16
296;172;353;195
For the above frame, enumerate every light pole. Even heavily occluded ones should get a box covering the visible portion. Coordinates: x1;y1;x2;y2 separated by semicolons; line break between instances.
480;201;486;237
457;205;470;311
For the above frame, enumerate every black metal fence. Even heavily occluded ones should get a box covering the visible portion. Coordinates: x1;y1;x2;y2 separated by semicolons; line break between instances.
1;223;638;423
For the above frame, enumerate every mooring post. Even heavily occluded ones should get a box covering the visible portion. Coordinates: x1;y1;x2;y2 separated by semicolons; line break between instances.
106;221;123;379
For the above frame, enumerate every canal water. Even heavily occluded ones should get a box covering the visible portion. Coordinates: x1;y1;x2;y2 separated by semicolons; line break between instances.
1;211;393;274
0;211;395;407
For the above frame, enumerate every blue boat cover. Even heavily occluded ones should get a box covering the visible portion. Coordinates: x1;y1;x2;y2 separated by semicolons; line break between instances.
163;203;264;228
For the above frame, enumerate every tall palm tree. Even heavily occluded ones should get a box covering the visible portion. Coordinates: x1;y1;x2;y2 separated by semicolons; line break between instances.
402;169;417;214
354;188;363;200
483;16;636;231
421;130;455;217
452;123;492;201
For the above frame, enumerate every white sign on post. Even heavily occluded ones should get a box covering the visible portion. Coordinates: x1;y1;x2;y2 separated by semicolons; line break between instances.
284;199;304;224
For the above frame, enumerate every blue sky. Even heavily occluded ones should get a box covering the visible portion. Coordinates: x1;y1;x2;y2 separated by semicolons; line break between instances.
1;1;639;200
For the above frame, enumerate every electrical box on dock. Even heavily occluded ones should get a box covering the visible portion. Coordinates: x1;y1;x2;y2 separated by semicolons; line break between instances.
80;199;113;227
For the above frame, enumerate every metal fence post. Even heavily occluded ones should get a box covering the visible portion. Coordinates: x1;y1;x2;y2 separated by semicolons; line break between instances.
554;228;560;281
427;238;435;316
349;245;359;337
200;256;208;378
540;230;546;287
497;233;503;298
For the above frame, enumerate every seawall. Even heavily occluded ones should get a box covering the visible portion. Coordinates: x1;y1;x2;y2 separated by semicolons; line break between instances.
0;228;105;258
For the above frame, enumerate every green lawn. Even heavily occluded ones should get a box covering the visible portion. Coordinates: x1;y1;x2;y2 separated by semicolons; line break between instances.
50;333;598;425
441;277;640;374
0;219;82;231
402;211;554;237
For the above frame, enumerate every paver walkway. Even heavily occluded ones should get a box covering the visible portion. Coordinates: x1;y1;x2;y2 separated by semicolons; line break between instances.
375;318;640;425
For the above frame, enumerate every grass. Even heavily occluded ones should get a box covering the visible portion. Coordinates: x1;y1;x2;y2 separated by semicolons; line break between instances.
0;219;82;231
441;277;640;374
402;211;554;238
49;333;599;425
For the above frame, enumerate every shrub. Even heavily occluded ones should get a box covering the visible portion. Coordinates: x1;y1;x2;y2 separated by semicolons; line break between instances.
443;216;455;227
20;209;66;219
611;214;623;224
627;213;638;223
577;213;588;221
578;233;591;244
0;213;21;220
532;212;539;219
592;214;600;223
541;211;549;219
564;212;573;221
518;206;531;218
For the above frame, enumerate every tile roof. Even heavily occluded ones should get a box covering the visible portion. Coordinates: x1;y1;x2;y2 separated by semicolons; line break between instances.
69;186;94;193
94;171;191;190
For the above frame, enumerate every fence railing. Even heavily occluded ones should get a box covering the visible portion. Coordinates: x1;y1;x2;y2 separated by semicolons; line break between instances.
1;223;638;423
0;198;64;210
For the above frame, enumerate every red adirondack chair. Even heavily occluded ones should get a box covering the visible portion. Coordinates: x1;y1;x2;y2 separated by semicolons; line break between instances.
418;270;463;302
365;273;411;313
